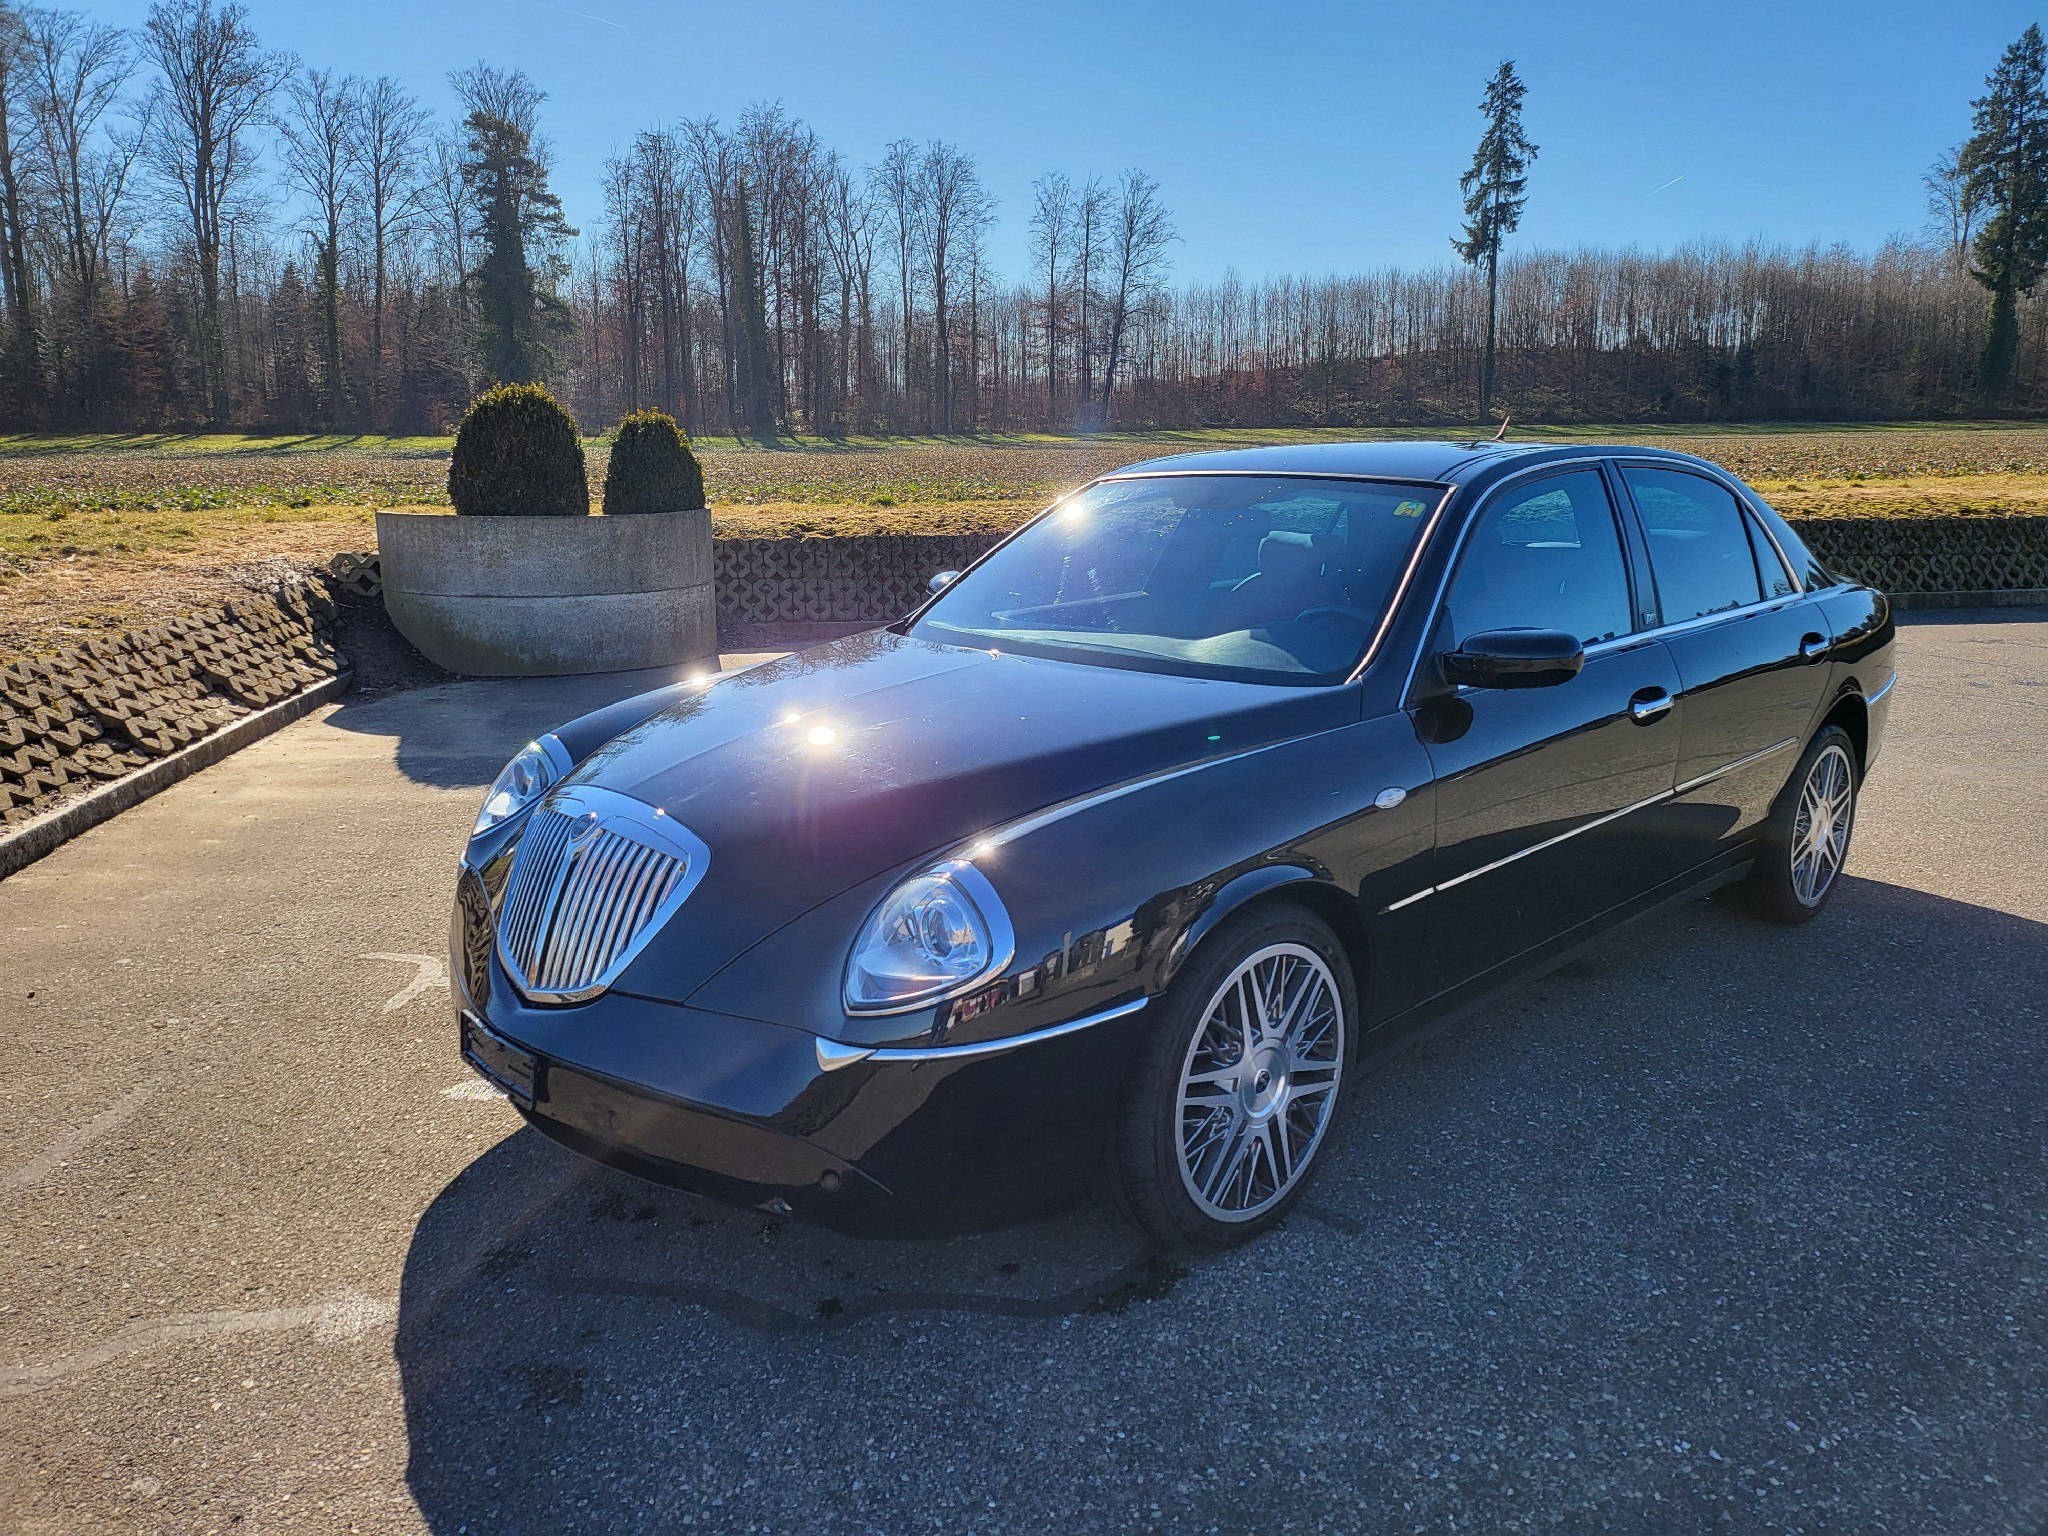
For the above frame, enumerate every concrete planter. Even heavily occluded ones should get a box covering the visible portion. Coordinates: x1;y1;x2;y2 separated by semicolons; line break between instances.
377;509;715;677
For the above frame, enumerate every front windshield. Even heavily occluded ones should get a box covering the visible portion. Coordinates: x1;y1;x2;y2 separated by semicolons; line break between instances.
910;473;1443;683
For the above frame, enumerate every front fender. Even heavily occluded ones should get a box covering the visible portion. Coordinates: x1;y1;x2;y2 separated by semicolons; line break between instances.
683;709;1435;1051
1162;864;1323;979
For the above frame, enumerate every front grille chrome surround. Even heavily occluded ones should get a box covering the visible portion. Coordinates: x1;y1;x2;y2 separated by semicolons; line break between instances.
495;785;711;1004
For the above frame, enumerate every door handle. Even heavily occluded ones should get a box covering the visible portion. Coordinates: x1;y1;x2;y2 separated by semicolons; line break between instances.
1628;689;1673;725
1799;633;1829;662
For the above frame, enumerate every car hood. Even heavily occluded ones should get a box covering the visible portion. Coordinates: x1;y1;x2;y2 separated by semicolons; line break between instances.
558;629;1354;1004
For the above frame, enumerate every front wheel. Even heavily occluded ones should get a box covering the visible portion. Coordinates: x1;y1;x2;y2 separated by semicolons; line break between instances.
1728;724;1859;925
1113;905;1355;1251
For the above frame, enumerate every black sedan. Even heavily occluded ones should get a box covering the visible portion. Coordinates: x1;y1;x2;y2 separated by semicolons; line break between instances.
451;439;1895;1250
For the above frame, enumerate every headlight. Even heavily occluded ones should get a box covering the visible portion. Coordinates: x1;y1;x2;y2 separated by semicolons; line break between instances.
843;860;1015;1014
473;736;570;835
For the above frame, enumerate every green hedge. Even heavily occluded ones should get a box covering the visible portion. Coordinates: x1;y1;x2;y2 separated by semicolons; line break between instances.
602;409;705;515
447;384;589;517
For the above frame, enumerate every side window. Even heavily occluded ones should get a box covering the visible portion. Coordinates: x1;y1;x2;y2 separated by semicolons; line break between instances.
1623;468;1766;622
1443;470;1634;648
1744;513;1796;598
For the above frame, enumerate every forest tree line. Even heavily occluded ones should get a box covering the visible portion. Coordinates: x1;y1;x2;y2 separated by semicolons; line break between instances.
0;0;2045;437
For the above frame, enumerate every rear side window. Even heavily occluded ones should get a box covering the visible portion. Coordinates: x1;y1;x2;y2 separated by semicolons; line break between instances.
1623;468;1765;622
1444;470;1634;647
1745;515;1797;598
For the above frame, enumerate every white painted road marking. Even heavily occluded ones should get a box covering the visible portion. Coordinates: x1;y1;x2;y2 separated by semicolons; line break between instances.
3;1081;160;1194
360;952;449;1013
0;1289;398;1400
443;1079;504;1102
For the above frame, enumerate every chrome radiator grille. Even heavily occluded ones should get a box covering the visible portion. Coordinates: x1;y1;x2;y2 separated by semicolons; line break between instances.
495;786;710;1003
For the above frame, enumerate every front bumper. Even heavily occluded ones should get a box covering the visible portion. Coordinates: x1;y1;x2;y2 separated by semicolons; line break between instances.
457;981;1151;1235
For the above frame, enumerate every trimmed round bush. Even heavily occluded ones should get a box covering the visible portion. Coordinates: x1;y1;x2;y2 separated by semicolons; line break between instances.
447;383;590;517
601;409;706;515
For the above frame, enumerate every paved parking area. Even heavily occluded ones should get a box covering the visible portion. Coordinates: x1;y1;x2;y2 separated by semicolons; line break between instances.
2;614;2044;1535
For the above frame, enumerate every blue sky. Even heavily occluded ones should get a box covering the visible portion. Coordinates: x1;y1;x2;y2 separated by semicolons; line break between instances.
90;0;2043;283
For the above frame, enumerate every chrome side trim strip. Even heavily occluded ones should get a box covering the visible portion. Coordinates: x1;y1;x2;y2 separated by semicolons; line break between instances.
1385;732;1806;913
1673;736;1797;796
1867;673;1897;705
1382;786;1676;913
1581;593;1807;659
814;997;1149;1072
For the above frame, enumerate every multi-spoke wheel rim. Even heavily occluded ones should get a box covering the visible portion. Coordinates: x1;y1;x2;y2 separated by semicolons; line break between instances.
1790;742;1855;906
1174;942;1346;1222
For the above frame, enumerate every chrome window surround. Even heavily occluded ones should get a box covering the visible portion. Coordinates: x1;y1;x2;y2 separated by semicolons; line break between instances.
1400;455;1815;707
1610;457;1809;612
495;784;711;1005
840;859;1019;1017
816;996;1148;1072
1382;736;1799;913
900;468;1457;687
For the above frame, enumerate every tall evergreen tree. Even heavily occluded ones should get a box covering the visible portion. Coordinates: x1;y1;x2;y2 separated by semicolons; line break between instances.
1960;24;2048;396
452;64;574;385
731;175;774;437
1453;60;1537;420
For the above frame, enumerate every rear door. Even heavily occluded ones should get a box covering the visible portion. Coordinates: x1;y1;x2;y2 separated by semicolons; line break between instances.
1403;465;1684;985
1614;463;1832;864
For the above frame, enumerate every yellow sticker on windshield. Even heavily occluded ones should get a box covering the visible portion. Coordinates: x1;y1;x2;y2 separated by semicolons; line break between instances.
1393;499;1426;517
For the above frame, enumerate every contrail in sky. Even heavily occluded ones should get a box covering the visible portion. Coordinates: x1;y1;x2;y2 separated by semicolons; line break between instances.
512;0;627;27
1648;175;1685;196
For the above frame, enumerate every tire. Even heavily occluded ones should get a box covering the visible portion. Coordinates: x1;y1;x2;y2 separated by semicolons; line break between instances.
1726;724;1859;925
1113;903;1357;1252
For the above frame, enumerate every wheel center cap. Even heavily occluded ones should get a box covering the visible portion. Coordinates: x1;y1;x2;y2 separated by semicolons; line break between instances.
1241;1045;1289;1118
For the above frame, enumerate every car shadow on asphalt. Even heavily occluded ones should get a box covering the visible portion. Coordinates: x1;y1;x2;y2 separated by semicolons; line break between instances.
393;875;2048;1534
324;665;710;789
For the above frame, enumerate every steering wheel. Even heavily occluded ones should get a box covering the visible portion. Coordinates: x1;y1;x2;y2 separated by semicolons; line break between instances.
1293;604;1378;629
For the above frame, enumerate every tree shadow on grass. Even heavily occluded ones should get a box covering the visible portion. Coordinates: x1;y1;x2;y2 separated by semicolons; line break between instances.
395;874;2048;1534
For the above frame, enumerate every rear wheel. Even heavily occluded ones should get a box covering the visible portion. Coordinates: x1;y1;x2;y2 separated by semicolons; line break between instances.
1114;905;1354;1251
1728;724;1858;925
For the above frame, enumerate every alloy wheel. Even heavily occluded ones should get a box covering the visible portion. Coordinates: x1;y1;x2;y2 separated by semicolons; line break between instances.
1174;942;1346;1222
1790;741;1855;905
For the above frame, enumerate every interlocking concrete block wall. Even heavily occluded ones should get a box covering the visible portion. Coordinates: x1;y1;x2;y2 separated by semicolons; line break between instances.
708;517;2048;625
713;534;1003;625
0;583;347;825
1793;514;2048;595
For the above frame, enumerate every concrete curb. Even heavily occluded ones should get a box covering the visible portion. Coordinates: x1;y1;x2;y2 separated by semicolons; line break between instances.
0;671;352;882
1889;588;2048;610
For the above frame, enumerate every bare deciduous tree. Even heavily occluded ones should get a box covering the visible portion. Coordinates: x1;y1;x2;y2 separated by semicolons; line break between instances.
1924;144;1983;272
351;75;428;421
1029;172;1071;420
141;0;287;422
1097;167;1175;421
278;66;358;425
916;140;991;432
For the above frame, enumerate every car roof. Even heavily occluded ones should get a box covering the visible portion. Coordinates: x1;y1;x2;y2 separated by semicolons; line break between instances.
1104;438;1714;486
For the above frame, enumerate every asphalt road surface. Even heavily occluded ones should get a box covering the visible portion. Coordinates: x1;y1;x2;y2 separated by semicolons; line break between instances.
3;614;2044;1535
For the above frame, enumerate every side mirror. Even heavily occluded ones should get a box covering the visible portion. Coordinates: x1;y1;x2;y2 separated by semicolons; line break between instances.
928;569;962;596
1440;628;1584;690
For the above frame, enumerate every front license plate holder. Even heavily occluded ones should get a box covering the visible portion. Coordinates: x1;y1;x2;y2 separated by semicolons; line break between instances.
461;1010;540;1109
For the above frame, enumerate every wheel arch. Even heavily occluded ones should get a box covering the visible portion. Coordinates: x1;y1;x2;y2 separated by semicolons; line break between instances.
1819;686;1869;775
1162;865;1374;1011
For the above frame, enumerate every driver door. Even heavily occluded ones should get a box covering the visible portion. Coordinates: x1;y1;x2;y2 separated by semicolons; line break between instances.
1406;466;1684;988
